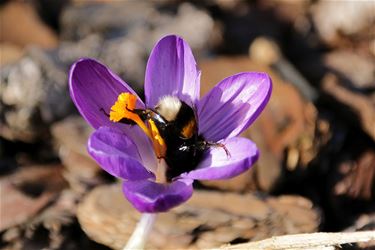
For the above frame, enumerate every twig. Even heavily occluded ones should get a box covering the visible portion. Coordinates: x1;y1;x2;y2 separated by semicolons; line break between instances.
217;231;375;250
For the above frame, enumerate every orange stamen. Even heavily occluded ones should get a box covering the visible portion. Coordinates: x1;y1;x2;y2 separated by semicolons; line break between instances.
110;93;152;139
109;92;167;160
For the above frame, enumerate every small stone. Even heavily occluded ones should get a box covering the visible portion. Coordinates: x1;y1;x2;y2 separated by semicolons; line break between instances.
312;0;374;45
2;227;20;242
0;47;72;142
249;37;281;66
325;50;375;89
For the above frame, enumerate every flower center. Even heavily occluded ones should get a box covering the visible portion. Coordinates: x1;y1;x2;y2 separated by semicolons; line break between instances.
109;92;224;182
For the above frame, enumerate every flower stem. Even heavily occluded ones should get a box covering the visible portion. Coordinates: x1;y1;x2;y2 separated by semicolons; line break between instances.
123;213;157;250
156;159;168;183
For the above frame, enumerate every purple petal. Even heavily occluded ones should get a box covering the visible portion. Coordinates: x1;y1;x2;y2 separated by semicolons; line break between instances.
144;35;201;108
122;178;193;213
88;126;155;180
182;137;258;180
197;72;272;142
69;58;143;129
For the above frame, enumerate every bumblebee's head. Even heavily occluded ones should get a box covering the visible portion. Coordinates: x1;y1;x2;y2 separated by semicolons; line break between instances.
155;95;182;122
155;95;197;139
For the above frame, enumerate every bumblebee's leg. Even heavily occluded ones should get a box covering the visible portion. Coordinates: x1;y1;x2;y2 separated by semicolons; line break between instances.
204;141;231;158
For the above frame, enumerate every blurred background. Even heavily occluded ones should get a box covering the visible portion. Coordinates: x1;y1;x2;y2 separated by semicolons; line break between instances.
0;0;374;249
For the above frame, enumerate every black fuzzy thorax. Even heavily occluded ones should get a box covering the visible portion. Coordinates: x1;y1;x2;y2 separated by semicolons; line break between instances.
153;102;207;181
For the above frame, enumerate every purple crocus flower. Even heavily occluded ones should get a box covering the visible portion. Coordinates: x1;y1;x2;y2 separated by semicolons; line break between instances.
69;35;272;213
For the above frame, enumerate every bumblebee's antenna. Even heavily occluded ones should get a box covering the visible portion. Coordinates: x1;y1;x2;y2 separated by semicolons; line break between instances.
100;108;109;117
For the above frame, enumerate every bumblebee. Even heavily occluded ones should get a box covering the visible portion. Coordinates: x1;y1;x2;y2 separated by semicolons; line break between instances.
108;93;227;181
